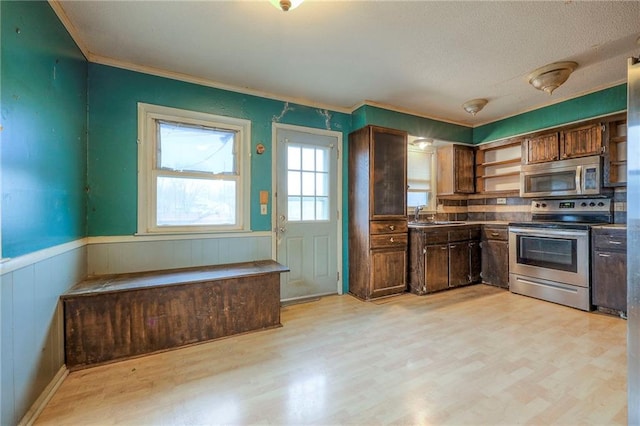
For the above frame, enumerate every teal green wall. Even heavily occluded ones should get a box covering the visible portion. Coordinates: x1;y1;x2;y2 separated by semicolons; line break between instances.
0;1;87;258
352;104;473;143
473;84;627;143
87;64;352;236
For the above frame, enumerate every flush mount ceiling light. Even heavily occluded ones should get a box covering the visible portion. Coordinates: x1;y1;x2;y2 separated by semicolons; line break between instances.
270;0;304;11
527;61;578;95
410;138;434;149
462;98;488;116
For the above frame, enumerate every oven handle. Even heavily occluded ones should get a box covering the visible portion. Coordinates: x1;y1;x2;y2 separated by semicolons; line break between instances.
576;165;582;194
508;227;588;238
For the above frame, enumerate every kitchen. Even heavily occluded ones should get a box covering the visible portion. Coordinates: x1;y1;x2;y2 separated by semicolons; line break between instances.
1;1;640;425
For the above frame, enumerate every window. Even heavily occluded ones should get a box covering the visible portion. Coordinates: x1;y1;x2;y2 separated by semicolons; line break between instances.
287;144;330;221
407;138;437;213
138;103;251;234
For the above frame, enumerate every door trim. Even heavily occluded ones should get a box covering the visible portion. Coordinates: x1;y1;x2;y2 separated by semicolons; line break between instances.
271;123;343;295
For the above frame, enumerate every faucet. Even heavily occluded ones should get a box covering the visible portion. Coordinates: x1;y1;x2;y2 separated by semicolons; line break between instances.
414;205;425;222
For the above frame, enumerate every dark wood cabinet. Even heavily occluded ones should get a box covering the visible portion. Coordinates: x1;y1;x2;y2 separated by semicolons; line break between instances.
348;125;408;300
523;132;559;164
603;114;627;187
524;123;603;165
408;225;481;294
560;123;603;160
480;225;509;288
591;227;627;314
437;144;475;195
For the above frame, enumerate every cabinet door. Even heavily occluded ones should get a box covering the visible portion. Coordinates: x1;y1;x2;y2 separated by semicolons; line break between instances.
425;244;449;292
560;123;603;160
524;133;559;164
370;247;407;298
448;242;470;287
592;250;627;312
454;146;475;193
371;128;407;218
603;118;627;187
481;240;509;288
469;240;482;283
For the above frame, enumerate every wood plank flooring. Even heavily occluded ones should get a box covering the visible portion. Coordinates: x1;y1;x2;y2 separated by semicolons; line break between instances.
35;285;627;425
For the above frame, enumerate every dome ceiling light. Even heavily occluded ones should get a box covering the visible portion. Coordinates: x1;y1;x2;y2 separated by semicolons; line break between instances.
462;98;488;116
270;0;304;11
527;61;578;95
410;138;434;150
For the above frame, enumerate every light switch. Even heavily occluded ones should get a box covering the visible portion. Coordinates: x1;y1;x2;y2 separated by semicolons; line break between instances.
260;204;267;215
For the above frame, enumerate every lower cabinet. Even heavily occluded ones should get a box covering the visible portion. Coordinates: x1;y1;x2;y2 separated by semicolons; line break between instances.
480;225;509;288
370;247;407;298
409;226;481;294
591;226;627;313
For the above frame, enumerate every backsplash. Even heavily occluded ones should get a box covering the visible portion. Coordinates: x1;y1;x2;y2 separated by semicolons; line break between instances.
428;189;627;224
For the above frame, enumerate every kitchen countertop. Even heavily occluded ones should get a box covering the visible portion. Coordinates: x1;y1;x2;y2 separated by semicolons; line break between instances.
590;223;627;229
408;220;510;229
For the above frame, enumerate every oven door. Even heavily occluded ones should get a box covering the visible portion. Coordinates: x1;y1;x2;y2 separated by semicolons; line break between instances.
508;227;589;287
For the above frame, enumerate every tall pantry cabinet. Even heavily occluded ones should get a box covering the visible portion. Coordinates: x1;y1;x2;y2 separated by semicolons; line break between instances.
348;125;408;300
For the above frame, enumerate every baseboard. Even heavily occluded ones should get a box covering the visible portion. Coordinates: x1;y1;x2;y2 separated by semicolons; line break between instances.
18;365;68;426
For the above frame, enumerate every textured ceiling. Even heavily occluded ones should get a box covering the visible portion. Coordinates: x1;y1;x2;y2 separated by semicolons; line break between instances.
56;0;640;126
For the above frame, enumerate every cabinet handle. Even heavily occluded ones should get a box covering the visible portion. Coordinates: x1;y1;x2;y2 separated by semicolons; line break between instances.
491;232;500;237
423;248;426;254
390;237;394;243
450;245;457;248
608;241;622;245
598;253;611;257
389;225;395;231
441;246;448;250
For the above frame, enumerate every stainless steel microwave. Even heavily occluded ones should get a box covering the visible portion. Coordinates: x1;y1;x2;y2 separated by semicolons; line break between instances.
520;155;602;198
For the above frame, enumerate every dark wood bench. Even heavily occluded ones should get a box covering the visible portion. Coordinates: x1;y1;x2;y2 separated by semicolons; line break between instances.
62;260;289;369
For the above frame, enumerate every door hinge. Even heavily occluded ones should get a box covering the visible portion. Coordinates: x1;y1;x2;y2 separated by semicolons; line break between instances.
337;271;340;282
337;210;340;220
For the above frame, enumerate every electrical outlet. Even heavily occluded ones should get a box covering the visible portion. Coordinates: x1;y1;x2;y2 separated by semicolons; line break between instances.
260;204;267;215
497;198;507;205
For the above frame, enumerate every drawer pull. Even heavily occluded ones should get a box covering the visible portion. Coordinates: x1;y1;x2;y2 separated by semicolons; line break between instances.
608;241;622;245
491;232;500;237
441;246;448;250
390;237;394;243
598;253;611;258
389;225;395;231
450;245;457;248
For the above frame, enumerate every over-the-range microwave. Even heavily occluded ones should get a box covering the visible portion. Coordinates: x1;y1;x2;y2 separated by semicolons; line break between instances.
520;155;602;198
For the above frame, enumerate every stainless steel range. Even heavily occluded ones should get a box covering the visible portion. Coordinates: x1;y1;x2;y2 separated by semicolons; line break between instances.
508;198;612;311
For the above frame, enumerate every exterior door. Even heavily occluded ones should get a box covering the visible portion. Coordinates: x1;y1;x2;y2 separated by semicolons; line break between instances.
275;126;340;301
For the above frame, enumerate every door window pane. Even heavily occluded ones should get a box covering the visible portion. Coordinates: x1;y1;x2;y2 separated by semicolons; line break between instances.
287;144;331;222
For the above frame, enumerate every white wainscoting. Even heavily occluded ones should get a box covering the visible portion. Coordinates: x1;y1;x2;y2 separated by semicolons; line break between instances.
87;232;273;275
1;243;87;426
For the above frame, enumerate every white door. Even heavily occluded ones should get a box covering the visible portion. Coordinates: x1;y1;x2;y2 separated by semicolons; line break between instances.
274;125;341;301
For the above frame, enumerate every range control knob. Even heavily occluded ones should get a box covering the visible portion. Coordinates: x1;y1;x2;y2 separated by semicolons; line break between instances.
541;203;547;208
581;202;587;207
535;203;540;208
589;202;596;207
597;202;605;207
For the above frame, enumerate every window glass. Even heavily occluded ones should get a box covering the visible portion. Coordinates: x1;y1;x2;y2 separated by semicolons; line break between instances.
138;103;250;233
287;144;330;221
407;141;437;212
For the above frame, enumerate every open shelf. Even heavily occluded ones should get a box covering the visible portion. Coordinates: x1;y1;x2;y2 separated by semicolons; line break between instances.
476;171;520;179
475;138;522;194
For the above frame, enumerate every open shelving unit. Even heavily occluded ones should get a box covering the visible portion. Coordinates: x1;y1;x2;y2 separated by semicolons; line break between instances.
604;117;627;186
475;138;522;194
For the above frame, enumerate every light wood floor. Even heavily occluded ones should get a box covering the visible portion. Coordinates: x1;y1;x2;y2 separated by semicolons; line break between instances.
35;285;627;425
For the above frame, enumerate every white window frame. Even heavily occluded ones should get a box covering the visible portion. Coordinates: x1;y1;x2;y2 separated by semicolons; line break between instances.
407;139;437;214
137;103;251;234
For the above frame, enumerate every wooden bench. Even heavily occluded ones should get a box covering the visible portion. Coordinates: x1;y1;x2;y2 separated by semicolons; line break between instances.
62;260;289;369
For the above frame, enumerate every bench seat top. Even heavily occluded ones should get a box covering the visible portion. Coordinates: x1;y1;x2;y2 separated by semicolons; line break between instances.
62;260;289;298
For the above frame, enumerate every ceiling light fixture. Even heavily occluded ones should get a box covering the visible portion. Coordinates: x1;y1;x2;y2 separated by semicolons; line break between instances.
410;138;434;150
527;61;578;95
270;0;304;11
462;98;488;116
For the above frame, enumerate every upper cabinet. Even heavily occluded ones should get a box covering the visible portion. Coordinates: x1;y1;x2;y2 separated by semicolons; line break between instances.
560;122;603;160
437;144;475;195
523;123;604;165
370;128;408;218
603;115;627;187
523;132;560;164
475;138;522;194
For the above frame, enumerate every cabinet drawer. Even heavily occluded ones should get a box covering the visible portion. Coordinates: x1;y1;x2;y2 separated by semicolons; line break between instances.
448;229;470;242
482;226;508;241
593;230;626;251
370;233;408;248
370;220;408;235
422;230;449;245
